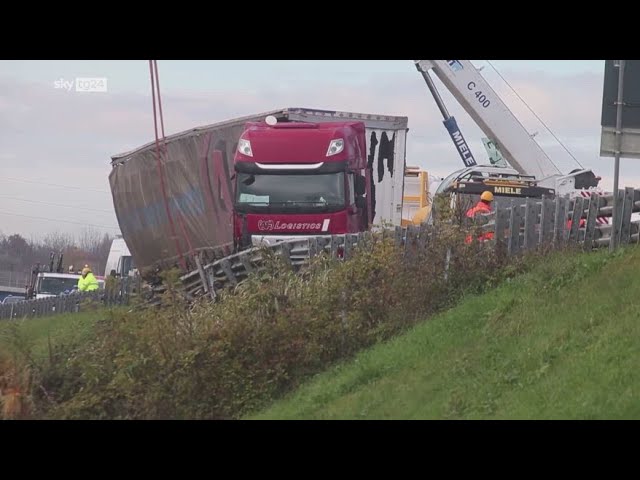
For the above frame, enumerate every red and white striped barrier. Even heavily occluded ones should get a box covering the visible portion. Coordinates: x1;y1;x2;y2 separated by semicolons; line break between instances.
576;190;610;225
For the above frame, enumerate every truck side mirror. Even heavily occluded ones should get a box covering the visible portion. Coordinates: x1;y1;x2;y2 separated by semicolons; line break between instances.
354;175;366;196
355;196;366;210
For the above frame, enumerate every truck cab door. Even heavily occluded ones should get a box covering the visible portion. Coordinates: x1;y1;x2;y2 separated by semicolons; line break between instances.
347;173;363;232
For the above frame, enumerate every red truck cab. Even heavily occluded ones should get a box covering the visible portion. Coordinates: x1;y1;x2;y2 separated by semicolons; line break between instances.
233;118;371;249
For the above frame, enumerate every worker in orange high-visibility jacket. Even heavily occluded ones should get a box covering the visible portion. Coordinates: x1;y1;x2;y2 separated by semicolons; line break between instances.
465;191;495;244
567;218;586;229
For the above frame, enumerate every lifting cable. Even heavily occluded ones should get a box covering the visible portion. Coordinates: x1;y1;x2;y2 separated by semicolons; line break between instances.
482;62;607;224
149;60;188;271
485;60;584;171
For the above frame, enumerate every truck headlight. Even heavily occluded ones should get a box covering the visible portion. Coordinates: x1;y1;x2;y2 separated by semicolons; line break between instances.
326;139;344;157
238;139;253;157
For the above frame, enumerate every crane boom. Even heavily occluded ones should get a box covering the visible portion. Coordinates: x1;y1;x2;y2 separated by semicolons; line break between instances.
415;60;563;182
415;63;478;168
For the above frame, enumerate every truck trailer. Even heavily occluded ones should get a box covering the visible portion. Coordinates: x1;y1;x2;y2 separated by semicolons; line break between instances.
109;107;409;274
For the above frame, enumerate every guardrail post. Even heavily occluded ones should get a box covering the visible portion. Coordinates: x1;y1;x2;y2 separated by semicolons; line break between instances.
280;242;293;266
418;222;428;251
524;198;539;251
584;195;600;249
611;189;624;249
330;235;340;259
444;248;452;281
568;196;584;243
394;226;404;247
219;258;238;287
493;204;507;252
620;187;635;245
508;199;523;256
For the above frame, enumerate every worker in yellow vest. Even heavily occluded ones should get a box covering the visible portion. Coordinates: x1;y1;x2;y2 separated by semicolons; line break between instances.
78;266;99;292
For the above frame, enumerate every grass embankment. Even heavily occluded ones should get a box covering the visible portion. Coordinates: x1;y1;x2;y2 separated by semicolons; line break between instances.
251;246;640;420
0;307;127;419
0;311;102;361
2;233;513;420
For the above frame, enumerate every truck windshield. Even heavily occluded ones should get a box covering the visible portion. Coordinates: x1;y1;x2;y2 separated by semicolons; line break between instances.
37;277;78;295
236;172;345;212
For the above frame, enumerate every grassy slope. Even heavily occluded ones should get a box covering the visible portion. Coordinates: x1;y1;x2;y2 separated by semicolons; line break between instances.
250;246;640;420
0;308;121;361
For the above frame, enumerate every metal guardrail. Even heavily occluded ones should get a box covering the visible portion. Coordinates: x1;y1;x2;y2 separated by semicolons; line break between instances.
181;189;640;298
0;278;137;320
5;189;640;316
180;231;383;300
486;189;640;254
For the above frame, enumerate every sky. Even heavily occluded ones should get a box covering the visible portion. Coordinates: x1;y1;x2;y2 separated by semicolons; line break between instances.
1;59;638;241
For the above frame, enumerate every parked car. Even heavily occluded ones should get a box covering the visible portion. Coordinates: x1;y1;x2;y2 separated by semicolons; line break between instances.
2;295;25;304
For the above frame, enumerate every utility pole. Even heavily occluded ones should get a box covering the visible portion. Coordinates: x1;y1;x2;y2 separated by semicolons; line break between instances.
610;60;625;252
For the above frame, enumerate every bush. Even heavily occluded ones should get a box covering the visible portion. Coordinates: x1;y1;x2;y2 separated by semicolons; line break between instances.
18;226;534;420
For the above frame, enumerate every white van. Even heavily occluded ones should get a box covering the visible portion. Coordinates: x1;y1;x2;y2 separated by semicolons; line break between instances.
104;236;137;278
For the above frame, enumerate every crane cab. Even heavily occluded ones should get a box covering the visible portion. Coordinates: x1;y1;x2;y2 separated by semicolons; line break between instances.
431;165;556;222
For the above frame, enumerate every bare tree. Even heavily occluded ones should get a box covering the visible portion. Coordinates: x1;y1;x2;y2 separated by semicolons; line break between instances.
0;229;115;277
78;227;104;256
74;228;113;275
41;231;75;254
